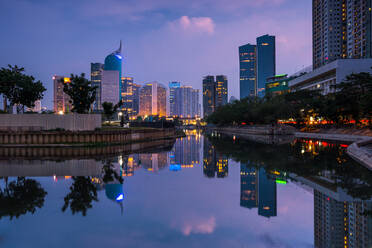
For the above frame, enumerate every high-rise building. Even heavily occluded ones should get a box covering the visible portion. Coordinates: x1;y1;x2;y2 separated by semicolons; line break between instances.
121;77;140;117
139;82;167;117
91;63;104;111
171;85;200;118
53;76;72;114
239;35;275;98
101;42;122;106
170;132;201;168
203;138;228;178
215;75;228;108
169;82;181;117
239;44;257;98
202;76;216;117
313;0;372;69
257;35;276;97
202;75;228;117
258;168;277;218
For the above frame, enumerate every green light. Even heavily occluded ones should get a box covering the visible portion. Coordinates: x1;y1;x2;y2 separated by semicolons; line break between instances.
276;179;287;184
275;74;287;78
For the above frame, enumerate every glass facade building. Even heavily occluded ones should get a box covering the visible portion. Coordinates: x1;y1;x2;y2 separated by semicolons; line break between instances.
121;77;140;117
215;75;228;108
202;75;228;117
102;42;122;105
91;63;104;111
169;82;181;117
265;74;290;96
239;44;256;99
139;82;167;117
257;35;276;98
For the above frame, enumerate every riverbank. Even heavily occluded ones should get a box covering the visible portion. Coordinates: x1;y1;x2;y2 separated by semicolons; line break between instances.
0;127;182;147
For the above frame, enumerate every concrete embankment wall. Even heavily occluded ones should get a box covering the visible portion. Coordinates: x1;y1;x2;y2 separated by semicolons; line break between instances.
0;114;101;131
212;125;295;136
347;139;372;171
0;128;176;146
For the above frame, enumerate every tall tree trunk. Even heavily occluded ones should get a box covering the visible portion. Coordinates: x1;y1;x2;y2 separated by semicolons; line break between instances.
3;96;7;112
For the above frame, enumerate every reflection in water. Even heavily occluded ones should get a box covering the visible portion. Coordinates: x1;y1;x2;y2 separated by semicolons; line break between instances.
0;177;47;219
0;132;371;247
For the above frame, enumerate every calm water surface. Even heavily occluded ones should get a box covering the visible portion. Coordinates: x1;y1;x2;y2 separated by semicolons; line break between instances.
0;130;371;248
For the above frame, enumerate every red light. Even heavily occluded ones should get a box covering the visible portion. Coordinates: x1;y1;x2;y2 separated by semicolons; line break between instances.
340;144;348;148
241;122;246;125
327;197;330;201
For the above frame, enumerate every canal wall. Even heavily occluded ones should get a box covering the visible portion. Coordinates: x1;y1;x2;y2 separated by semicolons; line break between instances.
0;128;177;146
211;125;296;136
0;114;101;131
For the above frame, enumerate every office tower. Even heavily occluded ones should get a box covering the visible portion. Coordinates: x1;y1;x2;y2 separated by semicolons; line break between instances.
121;77;140;117
139;82;167;116
53;75;72;114
258;168;277;218
202;76;215;117
101;70;120;105
91;63;104;111
215;75;228;108
139;153;168;172
203;138;228;178
101;42;122;106
313;0;372;69
173;86;200;118
256;35;276;97
171;132;201;168
240;163;258;209
169;82;180;117
239;44;257;98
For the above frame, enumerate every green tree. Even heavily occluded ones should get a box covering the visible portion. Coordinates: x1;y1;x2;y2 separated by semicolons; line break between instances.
63;73;97;114
0;65;45;112
102;102;117;122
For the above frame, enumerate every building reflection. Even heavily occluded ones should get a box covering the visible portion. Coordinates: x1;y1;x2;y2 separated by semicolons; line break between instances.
203;138;228;178
240;164;279;218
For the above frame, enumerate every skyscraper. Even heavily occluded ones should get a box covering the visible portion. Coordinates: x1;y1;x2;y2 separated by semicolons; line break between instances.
239;44;257;98
215;75;228;107
257;168;277;218
169;82;180;117
121;77;140;117
172;85;200;118
256;35;276;97
101;42;122;106
240;163;258;209
202;76;216;117
53;76;72;114
313;0;372;69
90;63;104;111
202;75;228;117
139;82;167;117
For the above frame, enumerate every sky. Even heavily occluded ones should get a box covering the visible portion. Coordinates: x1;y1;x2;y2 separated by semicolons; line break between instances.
0;0;312;110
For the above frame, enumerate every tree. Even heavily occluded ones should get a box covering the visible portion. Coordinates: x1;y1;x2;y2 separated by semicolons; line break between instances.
0;65;46;112
63;73;97;114
102;101;122;122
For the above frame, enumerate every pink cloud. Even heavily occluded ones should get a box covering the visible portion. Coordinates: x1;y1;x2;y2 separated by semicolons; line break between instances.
171;216;217;236
170;16;215;35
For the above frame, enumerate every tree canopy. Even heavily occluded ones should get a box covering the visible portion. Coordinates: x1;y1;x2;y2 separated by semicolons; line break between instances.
63;73;97;114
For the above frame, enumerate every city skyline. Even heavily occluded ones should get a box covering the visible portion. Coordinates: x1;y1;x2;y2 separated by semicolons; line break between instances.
0;0;312;109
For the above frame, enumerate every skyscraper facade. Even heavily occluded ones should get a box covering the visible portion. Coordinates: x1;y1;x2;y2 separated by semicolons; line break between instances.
240;163;258;209
121;77;140;117
169;82;181;117
101;42;122;106
139;82;167;117
172;86;200;118
215;75;228;107
239;44;257;98
256;35;276;97
257;168;277;218
53;76;72;114
313;0;372;69
91;63;104;111
202;75;228;117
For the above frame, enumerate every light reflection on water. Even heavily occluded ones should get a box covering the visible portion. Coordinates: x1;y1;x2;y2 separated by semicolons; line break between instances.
0;130;371;248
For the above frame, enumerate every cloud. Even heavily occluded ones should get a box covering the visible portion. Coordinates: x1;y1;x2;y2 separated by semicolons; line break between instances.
170;16;215;35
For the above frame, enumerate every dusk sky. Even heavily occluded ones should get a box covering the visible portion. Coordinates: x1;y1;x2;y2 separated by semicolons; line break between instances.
0;0;312;109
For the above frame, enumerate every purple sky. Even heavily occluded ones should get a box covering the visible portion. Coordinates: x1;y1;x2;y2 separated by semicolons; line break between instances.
0;0;312;109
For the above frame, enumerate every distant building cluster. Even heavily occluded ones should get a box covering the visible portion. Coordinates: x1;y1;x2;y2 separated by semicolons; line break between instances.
169;82;200;118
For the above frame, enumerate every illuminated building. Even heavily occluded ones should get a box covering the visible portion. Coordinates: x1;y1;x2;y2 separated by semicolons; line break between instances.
169;82;180;116
239;43;257;98
121;77;140;117
139;153;168;172
240;163;258;209
257;35;276;97
215;75;228;108
53;75;72;114
101;42;122;106
120;154;140;177
90;63;104;111
239;34;275;98
265;74;290;96
313;0;372;69
258;168;277;218
139;82;167;116
172;85;200;118
202;75;228;117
